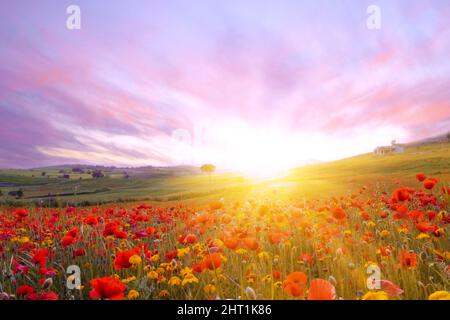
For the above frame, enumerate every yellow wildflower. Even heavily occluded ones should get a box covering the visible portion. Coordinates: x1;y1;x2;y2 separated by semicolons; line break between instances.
273;281;282;288
127;290;139;300
119;240;128;248
416;233;430;240
362;291;389;300
204;284;216;295
129;254;142;265
159;290;169;298
168;276;181;286
397;226;409;234
258;251;270;259
177;247;190;257
121;276;136;283
150;254;160;262
156;267;165;274
366;221;376;228
18;236;30;244
428;291;450;300
380;230;390;238
181;267;193;278
182;273;199;286
147;271;159;280
364;261;378;269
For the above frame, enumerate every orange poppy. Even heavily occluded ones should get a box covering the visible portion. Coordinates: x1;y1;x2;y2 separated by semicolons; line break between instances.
307;279;336;300
398;250;417;268
268;232;286;244
184;234;198;244
243;238;259;251
283;272;308;297
202;253;221;270
223;237;239;250
415;222;434;233
330;207;347;220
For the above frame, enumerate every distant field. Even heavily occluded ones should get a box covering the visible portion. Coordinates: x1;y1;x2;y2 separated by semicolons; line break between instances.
279;142;450;199
0;142;449;207
0;166;252;207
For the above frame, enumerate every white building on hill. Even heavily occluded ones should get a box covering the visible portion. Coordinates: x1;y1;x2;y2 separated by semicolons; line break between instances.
373;140;404;156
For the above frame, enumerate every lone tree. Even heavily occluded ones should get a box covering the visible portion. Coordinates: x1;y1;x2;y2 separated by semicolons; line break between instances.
201;164;216;175
201;164;216;186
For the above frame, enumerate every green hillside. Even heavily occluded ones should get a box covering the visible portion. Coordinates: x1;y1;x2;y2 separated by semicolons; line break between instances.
0;142;449;207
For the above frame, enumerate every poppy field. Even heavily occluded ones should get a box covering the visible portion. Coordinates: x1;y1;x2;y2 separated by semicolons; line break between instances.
0;171;449;300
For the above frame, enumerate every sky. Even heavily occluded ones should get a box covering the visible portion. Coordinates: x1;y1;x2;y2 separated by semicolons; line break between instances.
0;0;449;175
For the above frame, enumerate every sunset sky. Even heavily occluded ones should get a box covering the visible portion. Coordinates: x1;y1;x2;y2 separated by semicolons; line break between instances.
0;1;449;174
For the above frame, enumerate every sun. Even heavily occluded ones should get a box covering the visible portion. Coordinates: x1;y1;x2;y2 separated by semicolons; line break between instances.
191;121;304;179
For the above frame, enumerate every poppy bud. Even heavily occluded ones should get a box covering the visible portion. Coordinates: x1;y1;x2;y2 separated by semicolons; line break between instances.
42;278;53;289
328;275;337;286
245;287;257;300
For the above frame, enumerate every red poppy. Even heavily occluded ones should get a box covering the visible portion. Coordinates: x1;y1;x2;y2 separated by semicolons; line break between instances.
398;250;417;268
415;222;434;233
192;263;204;273
184;234;197;244
113;229;128;239
39;291;59;300
272;270;281;280
379;245;393;257
416;173;426;182
114;248;140;270
89;276;127;300
379;280;403;296
67;228;79;238
164;249;178;261
298;253;313;265
15;208;28;218
83;215;98;225
243;238;259;251
331;207;347;220
424;179;438;190
31;248;49;266
17;285;34;295
307;279;336;300
391;188;412;202
223;237;239;250
283;272;307;297
74;248;86;257
268;232;287;244
145;226;156;237
202;253;222;270
61;235;76;248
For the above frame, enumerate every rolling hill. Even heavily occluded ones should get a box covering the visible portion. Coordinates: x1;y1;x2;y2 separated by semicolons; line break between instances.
0;136;449;207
